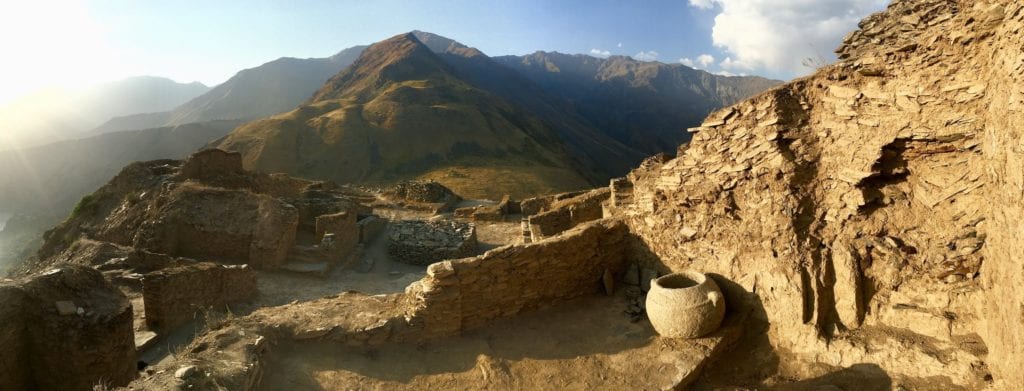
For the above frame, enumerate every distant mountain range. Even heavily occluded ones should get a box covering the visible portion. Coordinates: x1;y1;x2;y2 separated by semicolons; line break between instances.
91;46;368;134
494;52;780;153
215;32;781;199
0;76;209;149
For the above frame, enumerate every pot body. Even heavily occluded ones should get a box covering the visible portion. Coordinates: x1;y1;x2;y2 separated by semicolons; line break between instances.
645;271;726;338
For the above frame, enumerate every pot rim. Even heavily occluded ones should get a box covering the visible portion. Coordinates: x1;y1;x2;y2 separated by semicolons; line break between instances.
653;271;707;290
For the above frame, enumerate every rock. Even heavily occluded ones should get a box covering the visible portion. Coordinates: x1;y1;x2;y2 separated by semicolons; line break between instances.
174;365;197;379
602;269;615;296
624;263;641;286
55;300;77;316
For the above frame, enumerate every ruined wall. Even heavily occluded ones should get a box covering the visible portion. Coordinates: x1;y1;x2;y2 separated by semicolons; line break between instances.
527;188;609;240
179;149;245;178
402;219;629;338
143;263;258;332
0;286;29;391
519;190;587;216
613;0;1018;387
315;211;360;260
135;185;299;269
388;221;478;266
0;266;136;390
979;2;1024;387
357;215;387;244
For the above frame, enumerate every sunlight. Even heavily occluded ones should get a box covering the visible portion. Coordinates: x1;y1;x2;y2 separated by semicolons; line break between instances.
0;0;123;105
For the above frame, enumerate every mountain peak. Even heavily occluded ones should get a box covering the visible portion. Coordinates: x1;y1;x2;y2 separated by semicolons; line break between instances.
309;32;452;102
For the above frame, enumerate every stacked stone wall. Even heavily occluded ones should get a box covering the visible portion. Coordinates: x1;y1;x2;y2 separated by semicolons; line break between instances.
143;263;258;332
388;221;478;266
527;188;610;240
403;219;629;338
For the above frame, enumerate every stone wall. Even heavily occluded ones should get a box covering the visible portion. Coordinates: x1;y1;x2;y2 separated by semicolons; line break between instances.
519;190;587;216
357;215;387;244
314;211;360;261
402;219;629;338
178;149;245;180
527;188;610;241
388;220;478;266
135;186;299;269
0;266;136;390
143;263;258;332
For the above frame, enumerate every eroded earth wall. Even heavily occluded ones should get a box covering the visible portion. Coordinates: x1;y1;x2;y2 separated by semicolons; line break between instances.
614;0;1024;388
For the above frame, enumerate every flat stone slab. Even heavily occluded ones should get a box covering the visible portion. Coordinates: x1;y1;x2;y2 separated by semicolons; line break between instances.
134;330;158;351
280;261;331;276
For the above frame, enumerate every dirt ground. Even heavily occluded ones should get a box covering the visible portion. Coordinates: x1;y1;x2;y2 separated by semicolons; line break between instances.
257;212;522;306
257;294;720;391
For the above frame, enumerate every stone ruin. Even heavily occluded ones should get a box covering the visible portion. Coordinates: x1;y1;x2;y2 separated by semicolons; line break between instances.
382;180;462;212
0;266;136;390
388;220;478;266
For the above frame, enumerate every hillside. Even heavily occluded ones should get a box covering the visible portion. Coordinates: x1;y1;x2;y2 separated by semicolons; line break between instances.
0;120;241;222
163;46;367;126
217;33;615;199
494;52;781;153
0;76;209;149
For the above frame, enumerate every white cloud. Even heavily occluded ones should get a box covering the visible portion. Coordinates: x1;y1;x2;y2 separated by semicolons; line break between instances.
589;48;611;58
689;0;716;9
617;42;623;48
679;54;716;70
634;51;659;62
696;54;715;68
689;0;887;77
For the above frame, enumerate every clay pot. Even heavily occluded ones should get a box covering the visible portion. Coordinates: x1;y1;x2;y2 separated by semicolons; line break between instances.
645;271;726;338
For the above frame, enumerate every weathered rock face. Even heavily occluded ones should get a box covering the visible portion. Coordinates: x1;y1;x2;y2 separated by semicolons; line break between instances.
388;220;478;266
612;0;1024;387
0;266;136;390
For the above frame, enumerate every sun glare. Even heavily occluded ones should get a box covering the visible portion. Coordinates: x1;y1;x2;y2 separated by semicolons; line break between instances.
0;1;123;106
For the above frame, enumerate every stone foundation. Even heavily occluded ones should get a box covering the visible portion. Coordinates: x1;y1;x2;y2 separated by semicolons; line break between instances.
143;263;258;332
527;188;610;241
0;266;136;390
388;220;478;266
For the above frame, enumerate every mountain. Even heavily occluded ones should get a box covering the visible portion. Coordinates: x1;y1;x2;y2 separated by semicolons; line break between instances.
163;46;367;126
0;76;209;149
215;32;779;200
217;33;625;200
493;52;781;153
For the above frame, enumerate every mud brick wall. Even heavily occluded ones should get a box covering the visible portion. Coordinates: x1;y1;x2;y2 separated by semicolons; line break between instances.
527;188;610;240
0;266;136;390
143;263;258;332
405;219;629;338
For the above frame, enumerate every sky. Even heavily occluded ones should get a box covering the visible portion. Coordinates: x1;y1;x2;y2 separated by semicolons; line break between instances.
0;0;888;105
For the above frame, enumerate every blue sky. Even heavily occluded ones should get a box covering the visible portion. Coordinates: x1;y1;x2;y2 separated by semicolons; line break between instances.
0;0;887;104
